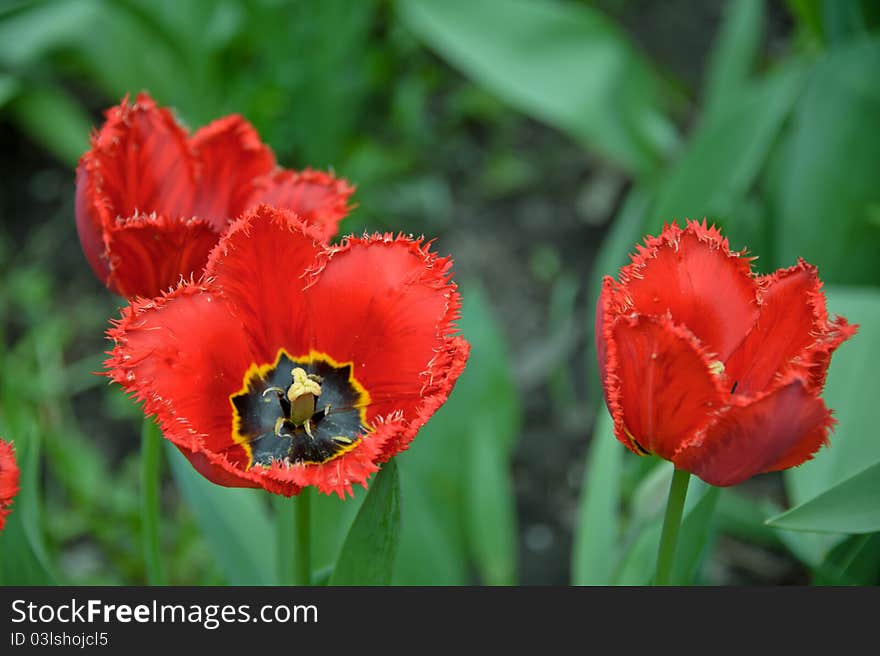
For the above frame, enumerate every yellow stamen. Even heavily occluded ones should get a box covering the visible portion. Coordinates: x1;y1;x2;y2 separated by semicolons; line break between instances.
287;368;322;401
287;367;322;426
708;360;725;376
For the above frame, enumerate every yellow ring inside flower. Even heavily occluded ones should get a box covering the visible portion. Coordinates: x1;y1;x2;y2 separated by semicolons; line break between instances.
229;348;371;468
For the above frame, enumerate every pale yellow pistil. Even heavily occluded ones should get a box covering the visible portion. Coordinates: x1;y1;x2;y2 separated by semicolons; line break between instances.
287;367;322;433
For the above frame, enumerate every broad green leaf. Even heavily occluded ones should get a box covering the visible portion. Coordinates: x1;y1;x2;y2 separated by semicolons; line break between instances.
786;288;880;505
310;487;365;573
821;0;867;45
394;285;520;584
773;38;880;283
399;0;677;174
715;489;824;566
812;533;880;585
330;460;401;585
571;408;622;585
769;462;880;533
786;0;823;43
703;0;765;120
466;419;517;585
0;73;18;109
0;0;97;67
0;431;58;584
784;286;880;558
166;443;276;585
393;460;468;584
8;86;92;167
650;62;807;233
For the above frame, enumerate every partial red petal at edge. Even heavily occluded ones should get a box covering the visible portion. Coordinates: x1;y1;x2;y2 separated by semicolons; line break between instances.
673;376;833;486
245;168;355;241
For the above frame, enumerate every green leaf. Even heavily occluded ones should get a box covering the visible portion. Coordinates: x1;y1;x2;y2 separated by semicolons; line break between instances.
309;487;365;574
811;533;880;585
650;62;807;232
821;0;867;46
8;86;92;167
716;488;822;565
783;286;880;558
0;0;97;67
770;462;880;533
394;285;521;584
0;73;19;109
465;419;517;585
786;288;880;505
571;408;622;585
0;431;58;584
772;38;880;283
703;0;765;121
166;443;276;585
393;462;468;584
330;460;401;585
399;0;677;174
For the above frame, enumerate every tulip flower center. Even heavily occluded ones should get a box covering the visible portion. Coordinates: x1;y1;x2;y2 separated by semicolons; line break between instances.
230;349;371;468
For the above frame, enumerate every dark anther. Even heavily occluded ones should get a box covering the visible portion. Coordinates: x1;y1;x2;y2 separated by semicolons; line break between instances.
730;381;739;394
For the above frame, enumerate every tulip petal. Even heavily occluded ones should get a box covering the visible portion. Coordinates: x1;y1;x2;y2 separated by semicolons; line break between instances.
610;314;727;460
725;260;857;396
205;205;323;363
106;285;254;459
621;220;759;361
79;92;195;222
303;234;468;458
673;377;833;486
245;168;354;240
190;115;276;230
104;214;220;299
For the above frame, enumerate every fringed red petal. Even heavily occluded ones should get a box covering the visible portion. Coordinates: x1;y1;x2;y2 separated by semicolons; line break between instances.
302;233;466;453
609;313;727;460
105;284;253;455
78;92;196;223
0;438;19;533
246;168;355;241
189;115;276;230
620;220;759;361
725;259;857;396
103;213;220;298
204;205;324;363
673;373;833;486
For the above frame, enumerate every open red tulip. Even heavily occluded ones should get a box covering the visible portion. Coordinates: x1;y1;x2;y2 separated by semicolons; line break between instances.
76;92;354;299
106;205;469;497
596;220;857;486
0;437;19;532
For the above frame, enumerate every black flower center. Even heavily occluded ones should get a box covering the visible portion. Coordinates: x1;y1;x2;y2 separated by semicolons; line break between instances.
230;350;371;468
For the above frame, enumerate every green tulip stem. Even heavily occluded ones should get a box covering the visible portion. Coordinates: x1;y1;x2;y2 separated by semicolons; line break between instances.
654;467;691;586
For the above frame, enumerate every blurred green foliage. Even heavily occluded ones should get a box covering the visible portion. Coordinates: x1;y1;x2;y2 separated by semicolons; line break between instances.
1;0;879;585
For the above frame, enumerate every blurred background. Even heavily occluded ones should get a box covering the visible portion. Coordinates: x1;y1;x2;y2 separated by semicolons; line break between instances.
1;0;879;585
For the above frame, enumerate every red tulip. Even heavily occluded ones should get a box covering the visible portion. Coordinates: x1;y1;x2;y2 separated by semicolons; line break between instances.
105;205;469;497
76;92;354;299
0;438;19;532
596;220;857;486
